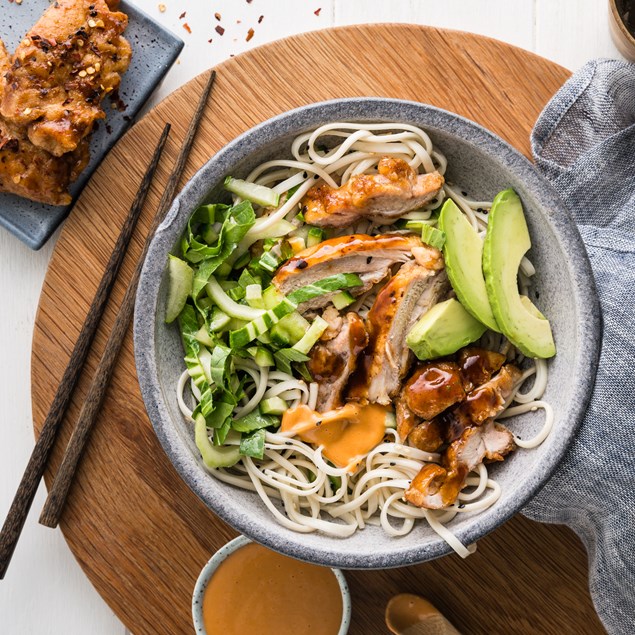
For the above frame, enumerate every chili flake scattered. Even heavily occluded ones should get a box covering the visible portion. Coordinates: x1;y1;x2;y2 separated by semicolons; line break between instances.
314;8;321;16
215;12;221;21
179;11;186;19
215;25;225;35
246;28;254;41
258;15;264;23
183;22;191;34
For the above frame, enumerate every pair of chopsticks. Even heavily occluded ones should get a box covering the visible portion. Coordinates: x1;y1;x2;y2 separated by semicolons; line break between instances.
0;70;216;580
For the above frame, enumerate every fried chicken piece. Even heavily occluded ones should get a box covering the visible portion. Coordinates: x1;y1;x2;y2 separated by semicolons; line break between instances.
0;39;89;205
458;347;506;392
307;312;368;412
1;0;131;157
302;157;444;228
348;252;449;405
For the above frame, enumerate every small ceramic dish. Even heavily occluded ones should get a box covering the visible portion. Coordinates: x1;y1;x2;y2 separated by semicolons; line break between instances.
134;97;601;569
192;535;351;635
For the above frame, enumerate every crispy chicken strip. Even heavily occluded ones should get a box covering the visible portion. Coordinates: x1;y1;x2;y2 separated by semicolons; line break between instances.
404;420;516;509
1;0;131;157
348;250;449;405
0;39;89;205
272;233;425;313
302;157;444;227
307;312;368;412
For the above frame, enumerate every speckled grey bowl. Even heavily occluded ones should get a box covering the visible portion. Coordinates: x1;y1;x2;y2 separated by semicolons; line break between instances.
192;535;351;634
133;98;601;569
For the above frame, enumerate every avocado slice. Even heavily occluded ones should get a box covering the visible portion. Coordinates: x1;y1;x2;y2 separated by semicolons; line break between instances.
406;298;487;361
482;189;556;359
438;199;499;331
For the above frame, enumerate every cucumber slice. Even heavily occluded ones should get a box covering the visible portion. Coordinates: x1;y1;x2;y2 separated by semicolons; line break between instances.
421;225;446;250
260;397;288;415
293;316;329;355
245;284;264;309
263;285;284;309
195;325;215;347
229;296;298;348
306;227;325;247
208;306;231;332
270;312;310;346
288;236;306;253
165;255;194;324
259;250;283;272
195;414;240;468
206;277;265;321
331;291;355;310
254;346;275;367
224;176;280;208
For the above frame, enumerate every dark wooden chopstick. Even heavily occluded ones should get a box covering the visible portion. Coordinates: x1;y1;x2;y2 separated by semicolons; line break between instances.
0;123;171;580
39;70;217;529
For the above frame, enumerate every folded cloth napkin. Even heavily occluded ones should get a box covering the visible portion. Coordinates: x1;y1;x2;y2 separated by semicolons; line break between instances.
522;59;635;634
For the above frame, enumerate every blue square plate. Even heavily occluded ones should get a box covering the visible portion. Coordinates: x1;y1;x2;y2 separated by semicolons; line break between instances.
0;1;183;249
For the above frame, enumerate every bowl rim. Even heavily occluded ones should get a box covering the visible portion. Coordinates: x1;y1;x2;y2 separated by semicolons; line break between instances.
134;96;601;569
191;535;351;635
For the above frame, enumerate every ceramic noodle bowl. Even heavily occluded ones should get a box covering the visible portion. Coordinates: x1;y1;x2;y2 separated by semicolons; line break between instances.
133;98;600;569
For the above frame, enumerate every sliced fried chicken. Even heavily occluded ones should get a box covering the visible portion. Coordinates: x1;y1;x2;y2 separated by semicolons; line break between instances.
348;249;449;405
307;312;368;412
302;157;444;227
0;39;89;205
404;419;515;509
272;233;425;312
458;347;506;392
1;0;131;157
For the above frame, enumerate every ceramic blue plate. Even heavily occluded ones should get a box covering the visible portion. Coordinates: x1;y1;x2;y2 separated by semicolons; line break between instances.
0;1;183;250
134;98;601;569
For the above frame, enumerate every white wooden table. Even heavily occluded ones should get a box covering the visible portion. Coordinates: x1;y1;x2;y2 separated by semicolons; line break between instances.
0;0;622;632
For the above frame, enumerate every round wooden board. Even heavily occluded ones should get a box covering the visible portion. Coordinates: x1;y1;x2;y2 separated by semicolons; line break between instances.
32;25;605;635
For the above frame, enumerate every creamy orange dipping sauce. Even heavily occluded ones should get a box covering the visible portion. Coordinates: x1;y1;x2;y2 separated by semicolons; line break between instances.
281;403;389;470
202;542;343;635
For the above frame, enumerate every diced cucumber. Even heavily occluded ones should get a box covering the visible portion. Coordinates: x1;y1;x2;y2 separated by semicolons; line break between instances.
421;225;446;250
245;284;264;309
195;414;240;468
226;285;245;302
263;285;284;309
259;250;283;272
260;397;289;415
331;291;355;310
254;346;275;367
306;227;325;247
165;255;194;324
288;236;306;253
224;176;280;208
208;307;231;332
270;312;310;346
229;296;298;348
293;316;329;355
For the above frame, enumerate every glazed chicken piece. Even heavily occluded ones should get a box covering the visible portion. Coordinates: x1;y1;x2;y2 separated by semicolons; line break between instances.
302;157;444;228
307;312;368;412
395;361;466;449
405;420;515;509
1;0;131;157
348;249;450;405
458;347;506;392
272;233;426;313
0;39;89;205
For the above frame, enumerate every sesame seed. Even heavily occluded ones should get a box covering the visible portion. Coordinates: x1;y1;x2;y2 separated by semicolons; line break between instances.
88;19;97;28
77;39;84;47
22;38;31;47
23;107;32;115
78;70;87;77
95;62;101;71
158;3;166;12
96;19;105;28
86;66;95;74
13;176;20;184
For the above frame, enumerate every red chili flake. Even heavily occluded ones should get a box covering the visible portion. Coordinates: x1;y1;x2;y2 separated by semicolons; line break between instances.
208;38;213;43
314;8;321;16
215;25;225;35
236;19;242;24
246;0;253;3
214;12;221;21
258;15;264;23
183;22;191;33
246;28;254;41
179;11;186;19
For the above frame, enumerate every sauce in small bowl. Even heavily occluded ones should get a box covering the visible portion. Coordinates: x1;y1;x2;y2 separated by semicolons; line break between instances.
193;536;351;635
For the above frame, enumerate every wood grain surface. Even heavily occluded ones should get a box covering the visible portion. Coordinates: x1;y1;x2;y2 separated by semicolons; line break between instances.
30;25;605;635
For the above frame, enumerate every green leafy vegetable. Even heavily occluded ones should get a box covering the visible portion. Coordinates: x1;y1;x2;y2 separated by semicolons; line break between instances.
233;410;280;433
239;429;266;459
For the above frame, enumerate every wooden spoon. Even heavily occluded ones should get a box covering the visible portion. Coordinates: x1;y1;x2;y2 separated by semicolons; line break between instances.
386;594;462;635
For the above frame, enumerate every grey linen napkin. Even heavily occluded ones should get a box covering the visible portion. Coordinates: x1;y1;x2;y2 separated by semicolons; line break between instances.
522;59;635;633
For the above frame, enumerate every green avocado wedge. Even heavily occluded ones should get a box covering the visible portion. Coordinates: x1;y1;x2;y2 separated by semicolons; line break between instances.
407;298;488;361
482;189;556;359
438;199;499;331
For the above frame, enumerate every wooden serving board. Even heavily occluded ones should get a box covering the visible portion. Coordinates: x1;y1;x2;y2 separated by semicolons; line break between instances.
31;25;605;635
